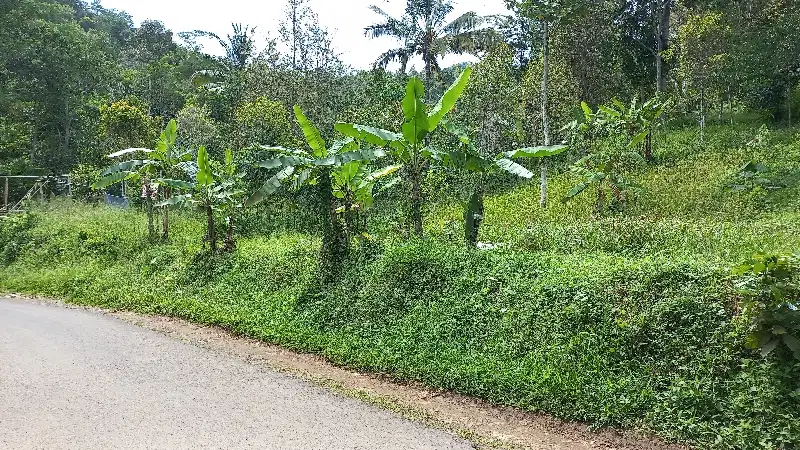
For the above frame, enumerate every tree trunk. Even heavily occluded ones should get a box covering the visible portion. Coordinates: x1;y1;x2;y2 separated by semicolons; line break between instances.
146;198;155;240
206;204;217;253
595;185;605;216
318;168;346;275
162;187;171;241
411;165;423;237
540;21;551;209
656;0;672;93
464;189;485;248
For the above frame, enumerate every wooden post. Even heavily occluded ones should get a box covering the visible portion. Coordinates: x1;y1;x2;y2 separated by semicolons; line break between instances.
3;177;7;212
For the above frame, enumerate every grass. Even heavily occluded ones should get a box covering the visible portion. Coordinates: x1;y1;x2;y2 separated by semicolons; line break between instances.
1;124;799;449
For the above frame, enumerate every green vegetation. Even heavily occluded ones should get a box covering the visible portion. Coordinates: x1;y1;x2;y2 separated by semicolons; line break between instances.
2;0;800;449
3;125;800;449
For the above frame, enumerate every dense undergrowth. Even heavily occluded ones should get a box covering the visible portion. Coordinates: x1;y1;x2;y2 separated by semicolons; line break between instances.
2;125;799;449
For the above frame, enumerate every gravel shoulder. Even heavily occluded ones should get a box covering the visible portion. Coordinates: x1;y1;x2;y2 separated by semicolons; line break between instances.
0;296;686;450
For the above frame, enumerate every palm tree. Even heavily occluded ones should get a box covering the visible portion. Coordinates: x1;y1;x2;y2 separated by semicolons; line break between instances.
181;23;256;71
365;0;498;89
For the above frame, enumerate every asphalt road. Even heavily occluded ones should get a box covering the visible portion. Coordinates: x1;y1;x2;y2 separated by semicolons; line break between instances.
0;298;473;449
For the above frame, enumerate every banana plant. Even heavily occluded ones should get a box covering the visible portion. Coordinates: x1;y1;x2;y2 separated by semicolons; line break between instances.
562;151;645;214
248;105;389;263
156;146;245;253
436;120;536;247
335;67;474;237
92;120;194;240
596;96;671;161
332;161;402;239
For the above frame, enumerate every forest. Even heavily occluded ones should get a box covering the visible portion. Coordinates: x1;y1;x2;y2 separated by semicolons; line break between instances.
1;0;799;448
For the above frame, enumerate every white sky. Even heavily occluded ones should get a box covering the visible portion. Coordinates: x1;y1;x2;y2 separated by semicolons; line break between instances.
99;0;510;70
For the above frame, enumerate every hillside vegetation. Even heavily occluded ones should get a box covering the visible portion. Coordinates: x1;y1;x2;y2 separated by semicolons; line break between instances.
2;125;799;450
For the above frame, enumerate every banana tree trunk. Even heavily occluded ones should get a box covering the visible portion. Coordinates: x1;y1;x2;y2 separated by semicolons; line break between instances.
146;197;155;240
206;204;216;253
540;21;551;209
162;187;171;241
644;133;654;161
411;165;423;237
464;189;485;248
319;168;347;272
595;185;605;216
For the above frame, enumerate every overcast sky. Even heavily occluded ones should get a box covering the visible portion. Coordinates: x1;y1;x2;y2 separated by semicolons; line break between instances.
99;0;510;70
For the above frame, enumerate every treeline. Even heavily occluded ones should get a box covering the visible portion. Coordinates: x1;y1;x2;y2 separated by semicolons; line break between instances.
0;0;798;178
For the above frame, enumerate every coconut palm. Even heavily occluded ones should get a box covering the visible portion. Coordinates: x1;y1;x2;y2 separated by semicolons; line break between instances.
365;0;498;87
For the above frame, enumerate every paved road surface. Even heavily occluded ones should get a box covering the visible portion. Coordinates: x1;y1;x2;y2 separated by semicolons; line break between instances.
0;298;473;449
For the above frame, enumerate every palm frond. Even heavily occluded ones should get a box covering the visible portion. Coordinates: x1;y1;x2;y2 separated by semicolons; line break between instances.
374;48;414;70
442;11;483;35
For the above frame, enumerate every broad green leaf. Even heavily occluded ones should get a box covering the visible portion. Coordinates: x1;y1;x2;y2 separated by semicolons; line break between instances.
598;105;622;118
366;164;402;182
164;120;178;160
107;148;152;158
294;105;327;158
428;67;472;131
495;158;534;179
101;159;151;176
336;148;386;165
628;130;650;149
196;145;214;186
783;334;800;360
245;166;296;207
760;338;780;357
91;171;135;190
581;101;593;120
293;168;313;190
504;145;568;159
562;182;590;202
401;77;429;145
255;156;312;169
425;148;489;172
329;137;359;155
336;161;361;185
155;194;193;207
225;148;233;166
334;123;403;147
402;77;425;122
157;178;195;190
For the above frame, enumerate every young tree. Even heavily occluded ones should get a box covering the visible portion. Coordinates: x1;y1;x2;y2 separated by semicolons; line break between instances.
158;147;245;254
247;106;390;266
506;0;586;208
677;11;728;141
92;120;193;240
336;68;474;237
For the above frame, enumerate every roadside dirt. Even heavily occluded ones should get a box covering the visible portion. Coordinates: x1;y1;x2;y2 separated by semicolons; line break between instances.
11;294;687;450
